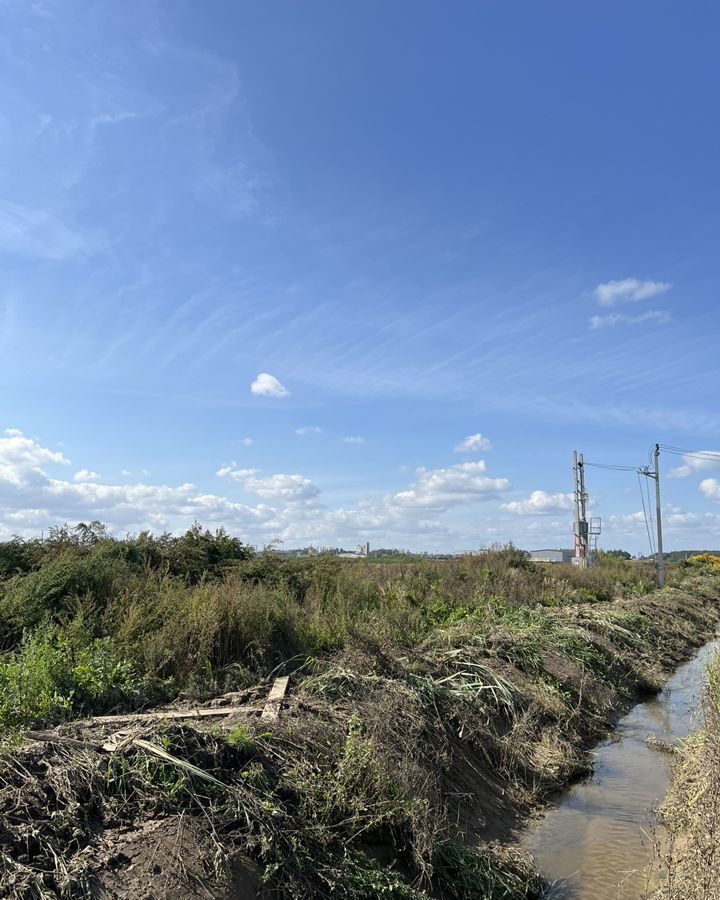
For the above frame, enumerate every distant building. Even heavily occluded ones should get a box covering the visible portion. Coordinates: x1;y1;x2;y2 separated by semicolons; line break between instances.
529;548;573;564
338;542;370;559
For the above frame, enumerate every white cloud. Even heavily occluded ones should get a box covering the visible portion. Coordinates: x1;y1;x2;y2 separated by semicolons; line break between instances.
217;465;320;501
590;310;671;329
250;372;289;398
295;426;323;436
593;278;672;307
700;479;720;502
238;437;254;446
0;429;69;488
73;469;100;482
0;431;506;550
500;490;575;516
342;436;365;444
0;434;272;538
454;433;492;453
668;451;720;479
120;469;132;476
391;461;510;511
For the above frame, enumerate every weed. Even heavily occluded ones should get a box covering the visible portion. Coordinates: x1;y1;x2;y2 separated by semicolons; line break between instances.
225;723;257;757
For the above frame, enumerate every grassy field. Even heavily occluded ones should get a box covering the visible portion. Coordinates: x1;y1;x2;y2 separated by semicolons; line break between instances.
1;525;719;899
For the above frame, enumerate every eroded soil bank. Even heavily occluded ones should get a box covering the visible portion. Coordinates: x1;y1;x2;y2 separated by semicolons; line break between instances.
2;571;720;899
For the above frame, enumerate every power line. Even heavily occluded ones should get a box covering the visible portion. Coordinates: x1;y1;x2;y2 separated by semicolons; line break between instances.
584;461;638;471
659;444;720;462
647;476;656;539
637;472;655;556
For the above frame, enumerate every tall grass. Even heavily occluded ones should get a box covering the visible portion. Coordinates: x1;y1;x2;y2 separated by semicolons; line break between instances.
0;530;665;731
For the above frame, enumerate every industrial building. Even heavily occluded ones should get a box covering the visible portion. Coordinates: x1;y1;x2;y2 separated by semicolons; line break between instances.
529;549;574;564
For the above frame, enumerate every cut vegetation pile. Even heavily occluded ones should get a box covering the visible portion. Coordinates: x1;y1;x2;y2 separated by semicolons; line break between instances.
1;526;719;899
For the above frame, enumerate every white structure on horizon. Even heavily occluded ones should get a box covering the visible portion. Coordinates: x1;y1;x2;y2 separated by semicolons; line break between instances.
339;542;370;559
529;549;573;564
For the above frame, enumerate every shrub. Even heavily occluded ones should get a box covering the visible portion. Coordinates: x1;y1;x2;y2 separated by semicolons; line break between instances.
0;625;137;730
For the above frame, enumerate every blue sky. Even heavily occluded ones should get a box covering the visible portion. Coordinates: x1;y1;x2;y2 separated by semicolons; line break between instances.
1;0;719;553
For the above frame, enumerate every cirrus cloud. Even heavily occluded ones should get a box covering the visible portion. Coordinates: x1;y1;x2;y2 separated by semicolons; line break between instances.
590;309;671;330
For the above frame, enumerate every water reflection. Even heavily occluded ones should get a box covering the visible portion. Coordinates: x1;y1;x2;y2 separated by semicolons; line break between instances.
519;641;716;900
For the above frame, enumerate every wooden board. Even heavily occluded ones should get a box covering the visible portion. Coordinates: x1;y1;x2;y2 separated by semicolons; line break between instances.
260;676;290;721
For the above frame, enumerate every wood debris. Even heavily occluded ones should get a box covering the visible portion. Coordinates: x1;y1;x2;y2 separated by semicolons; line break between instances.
261;675;290;721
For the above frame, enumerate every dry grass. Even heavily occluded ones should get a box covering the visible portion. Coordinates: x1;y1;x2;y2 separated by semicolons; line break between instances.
653;655;720;899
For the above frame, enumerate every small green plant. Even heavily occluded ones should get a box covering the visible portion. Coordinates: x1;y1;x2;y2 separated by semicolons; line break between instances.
225;723;257;757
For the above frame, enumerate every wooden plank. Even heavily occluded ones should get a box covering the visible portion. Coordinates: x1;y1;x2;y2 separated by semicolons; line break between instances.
81;705;253;727
260;676;290;721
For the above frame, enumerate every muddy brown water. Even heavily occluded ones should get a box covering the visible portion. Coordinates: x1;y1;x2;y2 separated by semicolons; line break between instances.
519;640;718;899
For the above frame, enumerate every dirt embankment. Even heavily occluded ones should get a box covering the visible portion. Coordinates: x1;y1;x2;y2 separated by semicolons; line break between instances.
653;653;720;899
2;573;720;900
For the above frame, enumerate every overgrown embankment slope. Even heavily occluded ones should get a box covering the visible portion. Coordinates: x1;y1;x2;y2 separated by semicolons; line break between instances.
1;534;719;899
652;557;720;900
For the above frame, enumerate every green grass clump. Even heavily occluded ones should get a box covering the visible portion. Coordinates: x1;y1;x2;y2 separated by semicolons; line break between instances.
225;723;257;756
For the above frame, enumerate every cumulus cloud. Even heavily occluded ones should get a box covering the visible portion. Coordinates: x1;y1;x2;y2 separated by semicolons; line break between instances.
74;469;100;482
217;465;320;501
342;436;365;444
0;428;69;487
700;479;720;502
668;451;720;479
250;372;289;398
593;278;672;307
454;433;492;453
0;431;272;538
295;426;323;436
238;437;254;446
590;310;671;329
0;429;514;550
391;461;510;511
500;490;575;515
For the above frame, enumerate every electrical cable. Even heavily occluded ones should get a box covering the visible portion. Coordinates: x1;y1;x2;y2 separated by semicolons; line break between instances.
659;445;720;462
645;473;657;555
637;472;655;556
584;462;638;471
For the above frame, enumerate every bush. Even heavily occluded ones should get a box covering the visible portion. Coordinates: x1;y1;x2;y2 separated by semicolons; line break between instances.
0;625;137;730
